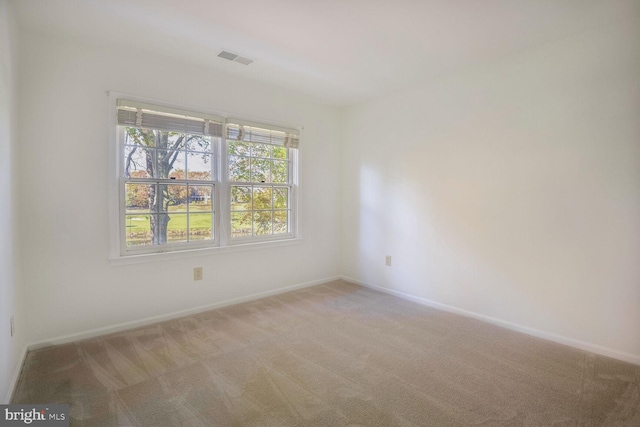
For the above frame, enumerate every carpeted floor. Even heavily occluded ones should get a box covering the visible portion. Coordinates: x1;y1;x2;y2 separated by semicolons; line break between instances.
12;280;640;426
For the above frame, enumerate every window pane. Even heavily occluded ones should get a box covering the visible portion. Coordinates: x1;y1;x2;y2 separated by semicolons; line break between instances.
125;127;155;147
125;214;153;246
231;211;252;237
273;210;289;234
124;145;154;178
231;186;252;211
273;187;288;209
272;160;288;183
157;149;186;179
253;187;272;210
189;213;213;241
125;183;155;213
167;213;187;243
188;185;212;211
252;143;270;158
166;132;185;149
228;141;251;156
251;158;270;183
168;184;188;212
187;151;212;180
158;184;187;213
253;211;272;235
272;146;287;159
185;134;211;151
229;155;250;182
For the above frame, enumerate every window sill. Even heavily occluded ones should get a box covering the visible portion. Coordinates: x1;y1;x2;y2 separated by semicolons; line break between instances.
109;237;304;266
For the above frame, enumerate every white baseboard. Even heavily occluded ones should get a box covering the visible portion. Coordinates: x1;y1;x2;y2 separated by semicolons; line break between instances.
4;345;28;404
342;275;640;366
28;276;340;351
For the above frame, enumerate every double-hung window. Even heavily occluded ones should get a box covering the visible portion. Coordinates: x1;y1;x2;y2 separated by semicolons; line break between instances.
226;121;297;241
115;99;299;257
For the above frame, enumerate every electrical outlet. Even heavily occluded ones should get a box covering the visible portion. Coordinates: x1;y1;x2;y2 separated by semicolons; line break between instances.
385;255;392;266
194;267;203;281
10;315;15;337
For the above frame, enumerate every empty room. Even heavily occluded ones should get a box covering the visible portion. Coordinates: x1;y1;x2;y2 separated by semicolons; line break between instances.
1;0;639;425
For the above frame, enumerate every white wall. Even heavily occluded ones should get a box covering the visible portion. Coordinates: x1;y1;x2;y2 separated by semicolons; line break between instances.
0;0;26;403
342;17;640;361
18;30;341;344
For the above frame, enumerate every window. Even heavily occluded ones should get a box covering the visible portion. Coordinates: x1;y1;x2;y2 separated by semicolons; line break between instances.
227;123;295;240
115;99;299;256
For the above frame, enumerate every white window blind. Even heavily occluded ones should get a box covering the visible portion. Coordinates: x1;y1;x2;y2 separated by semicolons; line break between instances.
226;119;299;148
117;100;224;137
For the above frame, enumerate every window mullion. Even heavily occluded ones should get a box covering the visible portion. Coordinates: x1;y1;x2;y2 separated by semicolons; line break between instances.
219;137;230;246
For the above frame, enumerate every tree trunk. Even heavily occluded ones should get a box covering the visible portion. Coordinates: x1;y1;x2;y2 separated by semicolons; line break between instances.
152;213;170;244
149;180;171;244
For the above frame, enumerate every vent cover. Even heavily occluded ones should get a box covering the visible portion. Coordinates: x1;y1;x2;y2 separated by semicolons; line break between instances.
217;50;254;66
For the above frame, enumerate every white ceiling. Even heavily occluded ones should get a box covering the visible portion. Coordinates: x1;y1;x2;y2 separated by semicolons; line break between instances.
12;0;639;106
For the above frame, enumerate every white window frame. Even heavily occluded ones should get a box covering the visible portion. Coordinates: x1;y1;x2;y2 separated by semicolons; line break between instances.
118;126;220;255
223;127;297;245
108;92;301;264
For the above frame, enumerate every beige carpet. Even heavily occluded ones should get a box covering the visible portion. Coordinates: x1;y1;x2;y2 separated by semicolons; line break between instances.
12;280;640;426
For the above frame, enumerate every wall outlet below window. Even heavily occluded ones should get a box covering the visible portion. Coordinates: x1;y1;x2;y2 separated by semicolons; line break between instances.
194;267;203;281
385;255;392;267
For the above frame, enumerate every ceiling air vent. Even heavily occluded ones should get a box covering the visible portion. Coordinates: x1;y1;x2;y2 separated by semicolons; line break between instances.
217;50;254;66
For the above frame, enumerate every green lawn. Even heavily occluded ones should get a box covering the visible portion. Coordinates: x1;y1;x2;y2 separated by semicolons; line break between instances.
126;204;213;245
